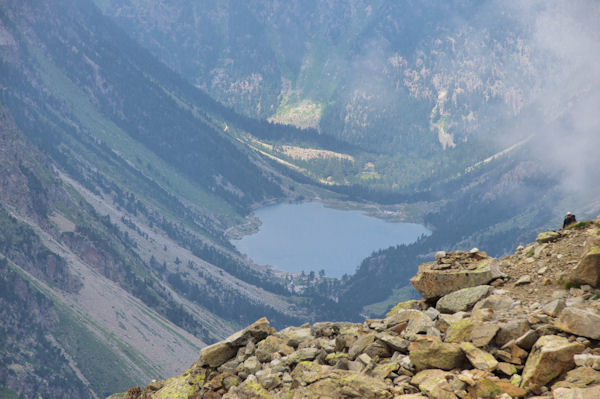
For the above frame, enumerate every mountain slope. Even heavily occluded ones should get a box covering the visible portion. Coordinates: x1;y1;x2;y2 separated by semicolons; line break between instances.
0;0;343;396
110;217;600;399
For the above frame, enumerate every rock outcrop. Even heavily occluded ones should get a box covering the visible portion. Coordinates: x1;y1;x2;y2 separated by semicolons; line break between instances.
111;218;600;399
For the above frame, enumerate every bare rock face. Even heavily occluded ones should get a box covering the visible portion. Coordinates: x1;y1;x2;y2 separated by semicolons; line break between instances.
410;251;503;300
554;307;600;340
521;335;584;388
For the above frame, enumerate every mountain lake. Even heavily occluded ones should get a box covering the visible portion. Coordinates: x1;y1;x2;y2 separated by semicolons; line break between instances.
233;202;430;277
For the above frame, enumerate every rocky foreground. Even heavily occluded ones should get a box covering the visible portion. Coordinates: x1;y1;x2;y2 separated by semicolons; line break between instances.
111;217;600;399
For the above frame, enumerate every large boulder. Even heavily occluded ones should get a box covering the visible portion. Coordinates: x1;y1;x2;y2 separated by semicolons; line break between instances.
410;255;502;300
554;308;600;340
521;335;585;388
409;336;465;371
436;285;492;313
568;244;600;287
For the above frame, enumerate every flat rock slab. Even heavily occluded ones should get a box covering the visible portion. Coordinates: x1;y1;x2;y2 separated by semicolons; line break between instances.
555;308;600;340
436;285;492;313
410;258;499;300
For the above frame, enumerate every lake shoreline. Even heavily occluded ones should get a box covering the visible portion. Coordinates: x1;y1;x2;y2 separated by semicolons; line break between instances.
232;201;431;278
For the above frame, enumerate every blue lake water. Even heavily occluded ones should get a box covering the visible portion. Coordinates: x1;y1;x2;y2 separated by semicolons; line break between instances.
234;202;430;278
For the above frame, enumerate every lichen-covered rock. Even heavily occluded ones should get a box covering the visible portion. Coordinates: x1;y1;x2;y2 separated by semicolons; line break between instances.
411;369;466;399
151;371;206;399
459;342;498;371
444;318;476;343
289;362;392;399
436;285;492;313
521;335;585;388
386;300;423;317
536;231;561;243
555;308;600;340
409;336;465;371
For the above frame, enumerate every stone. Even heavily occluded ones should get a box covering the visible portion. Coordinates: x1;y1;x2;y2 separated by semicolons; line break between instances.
436;312;467;333
291;367;392;399
496;362;517;376
515;275;532;285
376;333;409;353
445;318;476;343
408;336;465;371
521;335;585;388
363;340;392;359
436;285;492;313
371;361;399;378
410;257;500;300
311;322;339;338
257;336;294;358
555;308;600;340
568;245;600;287
473;294;516;312
536;231;560;243
541;299;566;317
400;310;435;339
552;386;600;399
386;300;422;317
573;354;600;370
224;317;271;347
411;369;466;399
424;307;440;321
470;378;527;399
349;334;376;359
278;327;312;347
460;342;498;371
435;251;447;261
243;356;261;374
515;329;539;350
258;373;281;390
222;374;241;391
200;342;237;368
495;319;530;346
470;323;500;347
554;366;600;388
